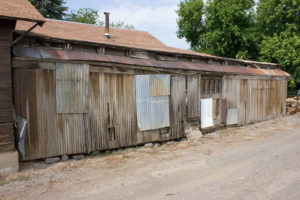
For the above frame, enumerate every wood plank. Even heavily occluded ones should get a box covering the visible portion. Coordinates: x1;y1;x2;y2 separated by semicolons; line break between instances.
0;47;10;59
0;87;12;109
169;75;186;139
89;72;137;150
0;59;11;67
0;122;14;152
0;108;12;122
187;75;200;119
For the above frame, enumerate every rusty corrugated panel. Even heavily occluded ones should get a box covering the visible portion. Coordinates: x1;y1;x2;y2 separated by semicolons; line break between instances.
56;63;89;113
136;75;170;131
13;46;291;77
150;74;170;96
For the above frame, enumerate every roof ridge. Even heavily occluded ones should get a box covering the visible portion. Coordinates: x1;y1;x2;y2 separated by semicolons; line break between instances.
45;18;148;33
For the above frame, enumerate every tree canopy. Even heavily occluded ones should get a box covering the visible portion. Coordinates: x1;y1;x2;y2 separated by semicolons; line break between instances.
65;8;103;25
177;0;300;88
29;0;68;19
29;1;134;30
176;0;205;47
256;0;300;88
65;8;134;30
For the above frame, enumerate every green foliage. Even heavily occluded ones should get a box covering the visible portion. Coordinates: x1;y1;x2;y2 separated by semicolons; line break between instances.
256;0;300;37
29;0;68;19
66;8;103;25
260;28;300;88
176;0;205;47
110;21;134;30
177;0;257;59
201;0;257;59
177;0;300;89
257;0;300;89
65;8;134;30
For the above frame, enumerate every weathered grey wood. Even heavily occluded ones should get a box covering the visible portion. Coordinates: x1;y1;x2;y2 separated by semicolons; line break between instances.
89;73;137;151
13;68;88;160
187;75;200;119
169;75;186;139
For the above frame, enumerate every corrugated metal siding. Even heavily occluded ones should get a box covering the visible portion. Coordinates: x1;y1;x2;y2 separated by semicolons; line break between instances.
200;98;214;128
56;63;89;113
136;75;170;131
150;74;170;96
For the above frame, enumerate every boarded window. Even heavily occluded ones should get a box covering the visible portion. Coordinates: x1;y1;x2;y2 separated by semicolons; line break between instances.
201;76;222;95
56;63;89;113
136;74;170;131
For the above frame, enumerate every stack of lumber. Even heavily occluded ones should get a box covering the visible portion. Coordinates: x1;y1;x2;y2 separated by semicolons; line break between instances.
286;97;300;115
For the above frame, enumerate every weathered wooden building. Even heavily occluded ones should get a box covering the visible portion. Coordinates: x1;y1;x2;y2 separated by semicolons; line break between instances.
0;0;45;173
0;1;290;167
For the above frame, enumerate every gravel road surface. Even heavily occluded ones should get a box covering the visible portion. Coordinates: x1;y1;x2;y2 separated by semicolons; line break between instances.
1;114;300;200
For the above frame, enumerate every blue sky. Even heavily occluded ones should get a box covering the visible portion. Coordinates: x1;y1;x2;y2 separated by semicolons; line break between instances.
65;0;190;49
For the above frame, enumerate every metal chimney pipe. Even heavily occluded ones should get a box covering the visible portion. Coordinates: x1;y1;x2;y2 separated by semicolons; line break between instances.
104;12;110;39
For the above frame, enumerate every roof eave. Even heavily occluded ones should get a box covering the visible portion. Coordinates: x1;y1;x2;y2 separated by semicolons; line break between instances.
0;15;45;25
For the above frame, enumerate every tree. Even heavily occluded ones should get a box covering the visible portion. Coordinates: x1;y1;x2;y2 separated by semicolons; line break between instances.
29;0;68;19
66;8;103;25
177;0;257;59
256;0;300;88
256;0;300;37
66;8;134;30
110;21;134;30
259;28;300;88
176;0;205;47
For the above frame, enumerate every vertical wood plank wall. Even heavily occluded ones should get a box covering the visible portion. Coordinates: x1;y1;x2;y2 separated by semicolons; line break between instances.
14;69;87;160
13;62;288;160
225;76;287;126
169;75;186;139
89;73;137;151
187;75;201;119
0;19;14;152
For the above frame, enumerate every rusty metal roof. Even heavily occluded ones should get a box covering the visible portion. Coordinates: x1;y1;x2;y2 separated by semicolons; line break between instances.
0;0;45;23
13;46;291;77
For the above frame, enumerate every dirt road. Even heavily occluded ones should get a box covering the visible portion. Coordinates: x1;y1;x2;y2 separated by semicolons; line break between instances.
1;114;300;200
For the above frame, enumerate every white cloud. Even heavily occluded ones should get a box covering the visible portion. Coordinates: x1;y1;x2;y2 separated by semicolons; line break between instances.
97;1;190;49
